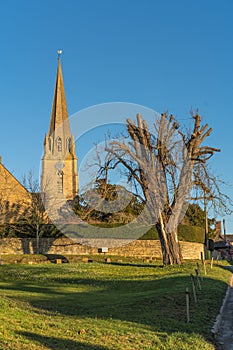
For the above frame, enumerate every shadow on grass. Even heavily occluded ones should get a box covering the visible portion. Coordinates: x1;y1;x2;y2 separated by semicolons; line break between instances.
19;331;109;350
215;263;233;273
100;261;164;268
0;264;231;346
44;254;69;263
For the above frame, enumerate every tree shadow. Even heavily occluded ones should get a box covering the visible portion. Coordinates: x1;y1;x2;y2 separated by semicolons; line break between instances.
101;260;163;268
44;254;69;263
0;270;229;342
215;263;233;273
20;237;57;255
18;331;109;350
20;238;31;254
0;261;231;350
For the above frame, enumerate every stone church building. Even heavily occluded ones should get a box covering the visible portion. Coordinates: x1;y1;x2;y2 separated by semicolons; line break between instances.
41;54;78;200
0;54;78;226
0;159;31;225
41;54;78;217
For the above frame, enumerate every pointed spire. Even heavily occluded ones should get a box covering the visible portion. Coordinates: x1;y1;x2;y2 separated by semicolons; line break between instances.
48;51;71;138
41;52;78;200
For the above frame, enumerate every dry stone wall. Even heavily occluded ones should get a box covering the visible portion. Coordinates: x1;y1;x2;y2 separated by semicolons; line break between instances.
0;238;204;260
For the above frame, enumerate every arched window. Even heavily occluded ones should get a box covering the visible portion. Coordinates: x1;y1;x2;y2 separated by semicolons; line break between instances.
57;171;63;193
57;137;62;152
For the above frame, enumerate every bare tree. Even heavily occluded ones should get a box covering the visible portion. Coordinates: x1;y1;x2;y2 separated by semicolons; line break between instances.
21;170;62;253
100;112;228;265
20;171;42;253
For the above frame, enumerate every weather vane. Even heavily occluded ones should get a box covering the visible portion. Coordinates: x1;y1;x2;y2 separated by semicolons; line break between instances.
57;49;63;58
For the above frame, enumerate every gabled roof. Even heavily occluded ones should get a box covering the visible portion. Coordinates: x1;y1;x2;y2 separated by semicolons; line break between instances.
0;160;29;196
0;160;32;223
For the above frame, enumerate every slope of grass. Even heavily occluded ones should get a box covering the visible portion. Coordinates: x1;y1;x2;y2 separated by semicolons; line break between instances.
0;258;231;349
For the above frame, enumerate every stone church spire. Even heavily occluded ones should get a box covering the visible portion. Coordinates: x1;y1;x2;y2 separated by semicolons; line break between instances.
48;54;70;140
41;52;78;203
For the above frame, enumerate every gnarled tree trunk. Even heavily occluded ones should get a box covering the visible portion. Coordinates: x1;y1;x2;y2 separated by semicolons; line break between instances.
156;224;182;265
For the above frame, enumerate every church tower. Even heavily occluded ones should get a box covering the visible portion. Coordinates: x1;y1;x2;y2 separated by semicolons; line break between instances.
41;52;78;205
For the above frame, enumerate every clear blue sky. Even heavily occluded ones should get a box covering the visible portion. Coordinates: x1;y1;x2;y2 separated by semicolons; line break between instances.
0;0;233;231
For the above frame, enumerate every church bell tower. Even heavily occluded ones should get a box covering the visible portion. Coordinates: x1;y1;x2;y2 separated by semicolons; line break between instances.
41;52;78;205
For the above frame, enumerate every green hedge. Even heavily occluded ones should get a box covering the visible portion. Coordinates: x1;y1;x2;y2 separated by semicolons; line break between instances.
0;222;205;243
140;224;205;243
178;224;205;243
91;223;205;243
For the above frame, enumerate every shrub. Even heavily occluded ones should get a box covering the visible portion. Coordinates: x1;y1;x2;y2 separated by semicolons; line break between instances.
140;224;205;243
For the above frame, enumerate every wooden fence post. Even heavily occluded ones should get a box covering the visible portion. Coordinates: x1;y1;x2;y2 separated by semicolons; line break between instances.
185;287;190;323
196;262;203;281
203;260;207;275
195;269;202;291
190;274;198;304
211;257;214;269
201;252;204;264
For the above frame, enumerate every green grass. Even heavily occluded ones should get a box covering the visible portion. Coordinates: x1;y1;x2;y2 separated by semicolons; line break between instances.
0;257;231;349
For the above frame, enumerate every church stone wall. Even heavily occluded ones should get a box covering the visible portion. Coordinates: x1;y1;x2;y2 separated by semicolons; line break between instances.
0;162;32;224
0;238;204;260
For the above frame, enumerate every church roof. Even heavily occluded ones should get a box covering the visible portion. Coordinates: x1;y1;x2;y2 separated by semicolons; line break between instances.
0;160;29;195
0;159;32;224
48;56;71;138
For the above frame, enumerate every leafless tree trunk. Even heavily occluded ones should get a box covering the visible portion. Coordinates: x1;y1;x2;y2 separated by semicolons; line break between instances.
103;113;223;265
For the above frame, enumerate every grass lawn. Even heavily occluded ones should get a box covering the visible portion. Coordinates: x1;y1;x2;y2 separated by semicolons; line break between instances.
0;256;231;349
